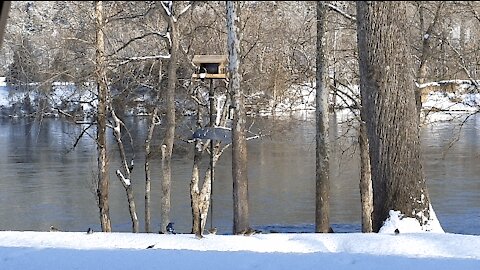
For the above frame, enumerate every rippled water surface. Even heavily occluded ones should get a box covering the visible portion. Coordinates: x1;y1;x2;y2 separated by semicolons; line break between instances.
0;112;478;235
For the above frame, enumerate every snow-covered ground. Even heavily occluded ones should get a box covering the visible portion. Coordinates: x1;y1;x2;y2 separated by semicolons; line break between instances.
1;209;479;269
1;230;479;269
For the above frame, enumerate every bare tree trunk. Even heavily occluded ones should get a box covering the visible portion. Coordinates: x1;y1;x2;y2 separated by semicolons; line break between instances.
227;1;249;234
111;110;139;233
94;0;111;232
160;142;171;234
315;1;331;233
190;138;203;236
160;7;179;234
190;100;207;236
415;2;444;115
144;107;157;233
145;61;163;233
189;83;232;236
358;120;373;232
357;1;431;232
0;1;10;49
116;170;139;233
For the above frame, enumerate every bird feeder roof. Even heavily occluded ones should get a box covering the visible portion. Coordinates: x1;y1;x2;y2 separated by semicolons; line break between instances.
192;55;228;65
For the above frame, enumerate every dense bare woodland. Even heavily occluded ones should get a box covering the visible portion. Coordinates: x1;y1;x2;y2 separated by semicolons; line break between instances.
2;1;479;116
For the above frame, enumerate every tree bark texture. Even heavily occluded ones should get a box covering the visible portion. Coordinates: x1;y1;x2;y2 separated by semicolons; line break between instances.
356;1;430;232
227;1;249;234
190;101;211;236
160;7;178;233
315;1;331;233
94;1;111;233
358;120;373;232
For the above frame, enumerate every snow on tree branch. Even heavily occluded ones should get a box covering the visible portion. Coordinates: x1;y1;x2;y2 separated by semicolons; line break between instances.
161;1;177;23
178;2;193;19
109;32;171;57
325;3;356;22
118;55;171;66
116;169;131;187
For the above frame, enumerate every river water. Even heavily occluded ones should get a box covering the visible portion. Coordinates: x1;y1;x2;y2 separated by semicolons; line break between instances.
0;111;478;235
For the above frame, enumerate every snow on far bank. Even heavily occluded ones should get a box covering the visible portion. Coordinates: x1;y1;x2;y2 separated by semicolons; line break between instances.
0;79;477;122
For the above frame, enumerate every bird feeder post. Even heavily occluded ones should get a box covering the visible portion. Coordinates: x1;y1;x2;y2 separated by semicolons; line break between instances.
192;55;228;234
208;78;214;230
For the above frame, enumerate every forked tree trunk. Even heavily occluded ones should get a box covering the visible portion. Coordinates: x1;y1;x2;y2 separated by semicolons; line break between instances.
94;0;111;232
356;1;431;232
111;110;139;233
190;154;212;236
190;101;209;236
190;81;232;236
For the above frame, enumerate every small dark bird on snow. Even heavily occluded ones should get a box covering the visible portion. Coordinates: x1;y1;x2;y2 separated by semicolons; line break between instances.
238;227;256;236
166;222;176;234
207;227;217;235
49;225;61;232
394;228;400;235
244;227;256;236
86;228;94;234
146;244;155;249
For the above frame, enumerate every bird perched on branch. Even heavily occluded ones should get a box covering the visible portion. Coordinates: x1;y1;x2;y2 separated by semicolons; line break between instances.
166;222;176;234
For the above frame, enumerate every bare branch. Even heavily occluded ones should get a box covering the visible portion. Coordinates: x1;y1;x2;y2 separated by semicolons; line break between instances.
178;2;194;19
116;170;131;188
117;55;171;66
106;2;156;23
325;3;356;22
108;32;170;57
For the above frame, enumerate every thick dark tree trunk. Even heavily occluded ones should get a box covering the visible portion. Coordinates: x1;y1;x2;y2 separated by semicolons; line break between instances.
356;1;430;232
227;1;249;234
94;0;111;232
315;1;331;233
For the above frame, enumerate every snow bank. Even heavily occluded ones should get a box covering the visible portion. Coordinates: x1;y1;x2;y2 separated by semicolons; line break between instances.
379;205;444;234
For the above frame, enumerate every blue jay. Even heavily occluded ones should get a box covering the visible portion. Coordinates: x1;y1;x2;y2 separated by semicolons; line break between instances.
166;222;176;234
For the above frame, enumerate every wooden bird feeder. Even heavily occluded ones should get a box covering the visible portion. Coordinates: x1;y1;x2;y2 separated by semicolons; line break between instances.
192;55;228;80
